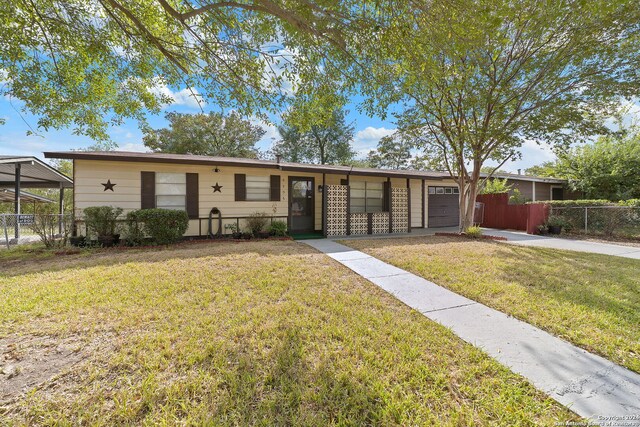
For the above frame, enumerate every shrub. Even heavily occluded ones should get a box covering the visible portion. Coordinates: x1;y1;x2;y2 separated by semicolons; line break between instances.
246;212;269;236
128;209;189;245
480;178;511;195
619;199;640;207
224;223;239;234
537;199;612;207
464;226;483;238
84;206;123;237
124;211;146;246
268;220;288;237
546;215;568;228
31;205;72;248
508;188;527;204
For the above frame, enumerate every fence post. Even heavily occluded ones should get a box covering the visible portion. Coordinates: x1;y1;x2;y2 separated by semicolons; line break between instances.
2;215;9;249
584;207;588;233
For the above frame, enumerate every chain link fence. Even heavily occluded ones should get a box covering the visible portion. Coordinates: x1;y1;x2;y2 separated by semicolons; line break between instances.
1;213;71;248
550;206;640;238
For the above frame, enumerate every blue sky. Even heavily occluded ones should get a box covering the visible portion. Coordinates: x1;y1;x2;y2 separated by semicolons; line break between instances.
0;86;559;172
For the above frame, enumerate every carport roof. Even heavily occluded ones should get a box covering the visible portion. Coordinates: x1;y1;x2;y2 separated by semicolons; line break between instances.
0;156;73;189
0;188;54;203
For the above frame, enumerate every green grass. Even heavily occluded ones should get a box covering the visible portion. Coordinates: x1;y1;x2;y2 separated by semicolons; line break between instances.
0;240;576;425
341;236;640;373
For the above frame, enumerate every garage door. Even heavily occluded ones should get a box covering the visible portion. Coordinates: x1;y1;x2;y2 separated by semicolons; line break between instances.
428;186;460;227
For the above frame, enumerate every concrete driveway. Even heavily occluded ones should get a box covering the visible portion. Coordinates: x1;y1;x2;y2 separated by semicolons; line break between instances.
483;229;640;260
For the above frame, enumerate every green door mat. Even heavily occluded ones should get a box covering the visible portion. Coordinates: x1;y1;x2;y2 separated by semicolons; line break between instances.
291;232;325;240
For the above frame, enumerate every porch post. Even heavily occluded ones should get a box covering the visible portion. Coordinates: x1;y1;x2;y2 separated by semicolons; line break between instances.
421;179;426;228
14;163;21;239
322;173;327;237
59;182;65;233
532;181;536;201
406;178;411;233
387;177;392;234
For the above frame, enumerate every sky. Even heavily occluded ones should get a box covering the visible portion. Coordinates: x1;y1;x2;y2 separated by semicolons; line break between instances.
0;85;570;173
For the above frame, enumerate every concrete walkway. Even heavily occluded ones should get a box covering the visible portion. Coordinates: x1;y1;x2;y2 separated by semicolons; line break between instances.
484;229;640;260
303;239;640;422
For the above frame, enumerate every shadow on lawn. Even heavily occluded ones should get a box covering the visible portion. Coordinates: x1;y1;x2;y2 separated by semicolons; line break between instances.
207;325;385;425
348;236;640;335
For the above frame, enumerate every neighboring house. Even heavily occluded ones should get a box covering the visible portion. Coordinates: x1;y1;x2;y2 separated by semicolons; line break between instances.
481;172;579;202
43;151;576;237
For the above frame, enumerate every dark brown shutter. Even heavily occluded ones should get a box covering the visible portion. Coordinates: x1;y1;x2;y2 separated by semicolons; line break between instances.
383;180;390;211
270;175;280;201
186;173;199;219
340;179;348;186
234;174;246;201
141;171;155;209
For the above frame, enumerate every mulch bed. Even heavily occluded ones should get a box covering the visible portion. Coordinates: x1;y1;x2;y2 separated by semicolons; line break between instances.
71;236;294;252
434;232;508;242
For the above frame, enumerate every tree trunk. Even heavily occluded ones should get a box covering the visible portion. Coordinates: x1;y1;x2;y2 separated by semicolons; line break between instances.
458;174;479;232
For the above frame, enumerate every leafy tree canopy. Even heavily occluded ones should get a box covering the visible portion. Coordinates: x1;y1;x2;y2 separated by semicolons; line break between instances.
366;133;436;170
558;130;640;200
479;178;512;195
366;134;413;170
272;108;355;165
143;112;265;158
0;0;366;143
355;0;640;229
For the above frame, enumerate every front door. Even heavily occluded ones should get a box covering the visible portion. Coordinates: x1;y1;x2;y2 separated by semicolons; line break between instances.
289;177;315;233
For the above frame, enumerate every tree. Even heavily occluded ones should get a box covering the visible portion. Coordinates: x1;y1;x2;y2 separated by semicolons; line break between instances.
479;178;512;195
0;1;362;142
480;166;508;175
143;112;264;158
358;0;640;231
555;131;640;200
525;162;559;178
272;109;355;165
366;133;437;170
367;134;413;169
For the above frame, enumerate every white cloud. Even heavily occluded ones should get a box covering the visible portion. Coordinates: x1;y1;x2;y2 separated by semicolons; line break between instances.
119;142;148;152
149;78;205;109
353;126;396;151
249;117;279;152
605;97;640;130
484;139;557;173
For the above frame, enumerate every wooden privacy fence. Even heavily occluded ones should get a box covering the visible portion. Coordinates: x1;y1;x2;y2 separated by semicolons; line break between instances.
476;193;549;234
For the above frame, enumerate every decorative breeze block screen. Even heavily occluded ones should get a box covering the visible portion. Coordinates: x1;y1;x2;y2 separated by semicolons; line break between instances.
391;187;409;233
350;213;368;235
325;185;348;237
372;212;390;234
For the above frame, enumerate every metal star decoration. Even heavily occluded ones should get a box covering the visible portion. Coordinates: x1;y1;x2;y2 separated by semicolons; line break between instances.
212;182;223;193
102;179;116;191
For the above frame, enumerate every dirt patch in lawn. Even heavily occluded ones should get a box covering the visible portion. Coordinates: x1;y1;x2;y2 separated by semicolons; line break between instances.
0;333;113;405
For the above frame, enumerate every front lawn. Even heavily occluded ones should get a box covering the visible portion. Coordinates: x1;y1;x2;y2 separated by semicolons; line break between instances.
0;241;575;425
341;236;640;373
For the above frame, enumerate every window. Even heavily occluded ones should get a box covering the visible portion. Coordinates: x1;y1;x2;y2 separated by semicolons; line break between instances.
350;181;384;213
246;175;270;201
156;173;186;211
429;187;460;194
234;174;280;202
429;186;459;195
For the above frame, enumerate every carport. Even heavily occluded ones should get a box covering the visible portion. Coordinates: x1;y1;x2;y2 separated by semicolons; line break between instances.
0;156;73;238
